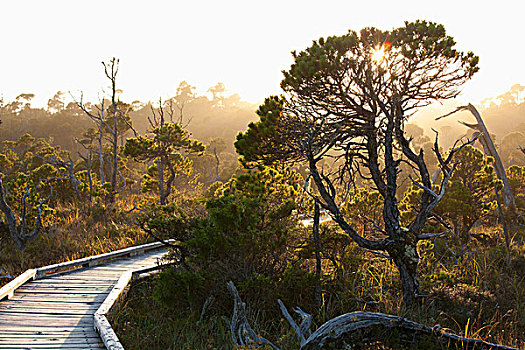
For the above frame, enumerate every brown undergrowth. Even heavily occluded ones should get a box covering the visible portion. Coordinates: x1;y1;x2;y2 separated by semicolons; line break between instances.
110;224;525;349
0;196;153;282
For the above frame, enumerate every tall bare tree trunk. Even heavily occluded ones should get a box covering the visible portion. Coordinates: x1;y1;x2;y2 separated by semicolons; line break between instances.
97;125;105;184
110;73;118;204
158;157;167;205
312;203;322;309
437;104;516;210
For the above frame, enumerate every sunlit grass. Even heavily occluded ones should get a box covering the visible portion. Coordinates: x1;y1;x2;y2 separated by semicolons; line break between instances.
110;223;525;349
0;194;153;279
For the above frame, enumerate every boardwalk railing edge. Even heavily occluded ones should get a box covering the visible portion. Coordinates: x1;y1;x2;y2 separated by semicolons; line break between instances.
0;269;37;301
0;240;172;301
94;262;169;350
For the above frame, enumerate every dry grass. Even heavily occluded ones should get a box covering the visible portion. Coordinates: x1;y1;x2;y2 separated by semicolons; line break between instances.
2;194;522;349
0;196;153;280
111;224;525;349
109;277;235;350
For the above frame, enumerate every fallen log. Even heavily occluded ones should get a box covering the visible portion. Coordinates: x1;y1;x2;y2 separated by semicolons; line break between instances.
227;282;520;350
300;311;519;350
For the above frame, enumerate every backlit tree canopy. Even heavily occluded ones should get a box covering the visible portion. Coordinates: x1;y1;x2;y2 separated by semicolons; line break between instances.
236;20;479;303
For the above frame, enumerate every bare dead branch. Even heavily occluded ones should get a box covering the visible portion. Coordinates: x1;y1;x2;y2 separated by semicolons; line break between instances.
0;177;52;251
436;104;516;210
494;183;511;256
0;266;13;280
301;311;520;350
227;281;279;349
409;175;439;198
417;231;452;240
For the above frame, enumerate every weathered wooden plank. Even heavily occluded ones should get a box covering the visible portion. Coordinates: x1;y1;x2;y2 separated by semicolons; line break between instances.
0;346;105;350
39;269;119;280
95;259;163;269
21;280;113;285
53;274;122;280
4;299;100;305
0;269;37;300
3;295;102;301
87;266;139;271
0;348;105;350
0;312;96;321
0;348;104;350
0;323;95;330
0;308;96;315
17;284;112;291
9;296;106;303
99;253;163;266
35;241;170;279
0;317;93;329
94;314;123;350
16;285;112;292
12;292;110;297
0;336;101;344
0;313;94;321
40;275;118;284
40;271;120;278
0;302;99;310
99;259;164;269
54;271;123;276
0;327;95;334
92;263;169;349
95;271;131;315
0;339;103;345
0;334;103;341
30;281;114;287
0;335;98;341
0;244;170;350
0;332;99;338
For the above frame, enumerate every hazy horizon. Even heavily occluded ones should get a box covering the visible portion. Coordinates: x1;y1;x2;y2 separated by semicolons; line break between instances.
1;0;524;109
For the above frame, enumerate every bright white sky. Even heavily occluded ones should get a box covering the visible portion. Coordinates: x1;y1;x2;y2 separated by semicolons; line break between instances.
1;0;524;108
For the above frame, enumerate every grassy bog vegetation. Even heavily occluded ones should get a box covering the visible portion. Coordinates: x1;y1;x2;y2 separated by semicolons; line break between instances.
108;167;525;349
1;21;525;349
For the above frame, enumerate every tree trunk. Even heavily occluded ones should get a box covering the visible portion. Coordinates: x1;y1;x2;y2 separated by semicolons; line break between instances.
110;104;118;203
97;126;105;185
312;202;322;309
0;178;44;251
394;256;420;304
86;156;93;202
388;230;420;304
438;104;515;211
158;157;167;205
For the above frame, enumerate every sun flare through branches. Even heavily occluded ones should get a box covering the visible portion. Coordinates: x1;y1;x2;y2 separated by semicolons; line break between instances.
371;42;392;63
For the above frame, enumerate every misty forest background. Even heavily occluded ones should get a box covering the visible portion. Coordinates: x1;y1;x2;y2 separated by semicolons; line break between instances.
0;36;525;349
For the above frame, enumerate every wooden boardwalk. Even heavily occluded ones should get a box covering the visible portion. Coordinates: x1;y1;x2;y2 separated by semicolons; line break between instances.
0;247;168;350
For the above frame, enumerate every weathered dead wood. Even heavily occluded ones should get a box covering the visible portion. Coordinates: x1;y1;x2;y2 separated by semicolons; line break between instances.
93;255;170;350
312;202;323;309
277;299;311;347
36;153;81;198
436;104;515;210
0;269;36;300
73;58;128;203
300;311;520;350
0;177;51;251
228;282;519;350
35;240;171;279
0;267;13;280
227;281;279;349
